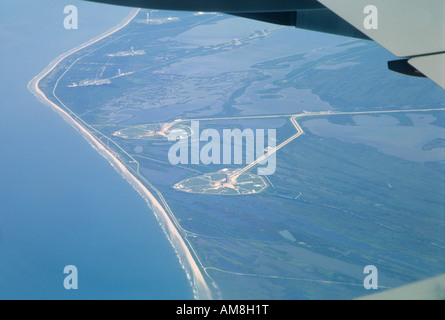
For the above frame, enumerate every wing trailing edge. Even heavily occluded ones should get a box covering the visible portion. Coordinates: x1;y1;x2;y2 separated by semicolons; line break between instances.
409;53;445;90
318;0;445;88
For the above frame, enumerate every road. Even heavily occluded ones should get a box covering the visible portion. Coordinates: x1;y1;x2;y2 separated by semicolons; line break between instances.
229;115;304;183
227;107;445;183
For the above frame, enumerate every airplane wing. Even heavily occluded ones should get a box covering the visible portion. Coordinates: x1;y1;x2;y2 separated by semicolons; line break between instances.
317;0;445;89
84;0;445;89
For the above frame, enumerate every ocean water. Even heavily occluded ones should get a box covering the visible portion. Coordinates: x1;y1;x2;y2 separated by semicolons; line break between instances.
0;0;192;299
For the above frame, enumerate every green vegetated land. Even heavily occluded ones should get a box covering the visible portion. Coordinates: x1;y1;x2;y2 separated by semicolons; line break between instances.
38;9;445;299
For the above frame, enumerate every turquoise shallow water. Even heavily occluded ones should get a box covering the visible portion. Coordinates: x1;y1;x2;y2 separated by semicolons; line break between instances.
0;0;192;299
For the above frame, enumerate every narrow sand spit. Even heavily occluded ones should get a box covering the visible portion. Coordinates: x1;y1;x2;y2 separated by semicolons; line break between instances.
28;8;213;300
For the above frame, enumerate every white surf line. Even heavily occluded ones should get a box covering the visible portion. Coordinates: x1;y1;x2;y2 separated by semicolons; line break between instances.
28;8;213;300
28;8;140;98
133;171;221;292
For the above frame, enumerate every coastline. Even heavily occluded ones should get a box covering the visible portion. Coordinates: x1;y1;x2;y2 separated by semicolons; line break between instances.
27;8;213;300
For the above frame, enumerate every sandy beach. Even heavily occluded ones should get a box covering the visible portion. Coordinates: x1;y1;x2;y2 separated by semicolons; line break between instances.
28;8;213;300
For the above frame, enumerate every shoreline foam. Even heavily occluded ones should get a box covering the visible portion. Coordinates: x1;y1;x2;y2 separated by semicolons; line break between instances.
28;8;213;300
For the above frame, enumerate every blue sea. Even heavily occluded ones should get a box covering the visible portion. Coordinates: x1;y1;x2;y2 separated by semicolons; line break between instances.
0;0;192;299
